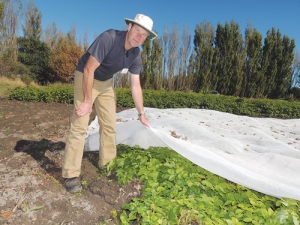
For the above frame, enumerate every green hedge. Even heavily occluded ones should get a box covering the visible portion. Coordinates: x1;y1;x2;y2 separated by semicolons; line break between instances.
7;85;300;119
118;89;300;119
8;85;74;103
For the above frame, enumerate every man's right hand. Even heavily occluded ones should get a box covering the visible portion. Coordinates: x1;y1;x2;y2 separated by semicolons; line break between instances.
76;55;100;118
75;101;92;117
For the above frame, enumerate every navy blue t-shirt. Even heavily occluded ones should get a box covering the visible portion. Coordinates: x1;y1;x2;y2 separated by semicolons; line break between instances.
76;29;142;81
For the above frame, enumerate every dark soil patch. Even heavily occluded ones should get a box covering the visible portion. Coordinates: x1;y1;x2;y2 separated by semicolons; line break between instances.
0;98;137;224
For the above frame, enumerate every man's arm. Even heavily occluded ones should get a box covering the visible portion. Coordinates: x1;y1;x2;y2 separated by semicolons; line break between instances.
130;74;150;127
75;55;100;117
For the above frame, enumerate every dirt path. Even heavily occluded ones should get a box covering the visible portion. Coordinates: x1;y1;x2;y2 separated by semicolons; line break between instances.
0;98;137;224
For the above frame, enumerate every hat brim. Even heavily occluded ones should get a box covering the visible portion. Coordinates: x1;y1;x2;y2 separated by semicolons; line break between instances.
124;18;157;40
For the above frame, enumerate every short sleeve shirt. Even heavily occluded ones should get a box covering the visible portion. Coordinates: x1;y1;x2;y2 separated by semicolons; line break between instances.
76;29;142;81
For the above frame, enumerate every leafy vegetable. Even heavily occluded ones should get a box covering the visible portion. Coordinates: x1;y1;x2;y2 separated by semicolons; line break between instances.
106;144;300;224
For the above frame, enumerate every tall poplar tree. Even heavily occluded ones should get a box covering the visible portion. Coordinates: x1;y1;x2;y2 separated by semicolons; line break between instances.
150;36;163;90
83;29;89;51
22;0;42;39
1;0;22;76
193;20;215;92
0;1;5;76
176;25;191;91
167;24;179;91
261;28;277;97
162;25;169;88
272;35;295;97
293;50;300;70
0;1;5;50
215;21;244;95
243;25;263;98
42;22;59;49
140;38;151;89
187;50;196;91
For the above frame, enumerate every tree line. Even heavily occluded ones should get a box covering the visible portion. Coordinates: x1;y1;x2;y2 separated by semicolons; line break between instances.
0;0;84;85
140;21;299;99
1;0;299;99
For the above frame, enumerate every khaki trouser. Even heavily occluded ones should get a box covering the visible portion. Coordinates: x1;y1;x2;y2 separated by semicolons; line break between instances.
62;71;116;178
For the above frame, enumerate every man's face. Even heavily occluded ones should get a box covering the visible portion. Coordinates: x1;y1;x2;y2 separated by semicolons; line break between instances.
126;23;149;48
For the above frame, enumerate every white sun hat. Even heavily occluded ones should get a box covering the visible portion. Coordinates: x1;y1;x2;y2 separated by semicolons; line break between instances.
124;14;157;40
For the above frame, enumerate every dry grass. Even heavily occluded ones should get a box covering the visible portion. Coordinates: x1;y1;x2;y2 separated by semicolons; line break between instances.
0;77;68;98
0;76;27;87
0;76;39;97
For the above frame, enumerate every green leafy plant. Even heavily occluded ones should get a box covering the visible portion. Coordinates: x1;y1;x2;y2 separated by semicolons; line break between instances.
105;145;300;224
74;190;82;196
81;180;88;187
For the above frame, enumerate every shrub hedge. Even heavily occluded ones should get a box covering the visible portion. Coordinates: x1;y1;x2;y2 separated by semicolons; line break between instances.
7;85;300;119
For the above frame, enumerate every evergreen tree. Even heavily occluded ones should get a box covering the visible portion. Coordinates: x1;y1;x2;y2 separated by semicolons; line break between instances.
17;36;50;83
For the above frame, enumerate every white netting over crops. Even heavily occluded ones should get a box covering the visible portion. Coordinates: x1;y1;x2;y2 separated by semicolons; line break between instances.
85;108;300;201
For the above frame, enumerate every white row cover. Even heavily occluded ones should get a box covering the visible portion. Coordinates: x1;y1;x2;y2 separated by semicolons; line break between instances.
85;108;300;201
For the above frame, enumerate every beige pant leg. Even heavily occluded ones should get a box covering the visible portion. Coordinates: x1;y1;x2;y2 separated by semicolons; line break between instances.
62;71;116;178
62;71;95;178
93;78;116;168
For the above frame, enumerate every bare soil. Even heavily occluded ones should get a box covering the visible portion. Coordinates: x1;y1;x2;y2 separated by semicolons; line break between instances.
0;98;138;225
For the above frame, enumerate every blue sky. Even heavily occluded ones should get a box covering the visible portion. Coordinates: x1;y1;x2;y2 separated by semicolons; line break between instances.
33;0;300;52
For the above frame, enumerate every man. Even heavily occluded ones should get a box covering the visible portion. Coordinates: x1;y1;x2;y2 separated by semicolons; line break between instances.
62;14;157;193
